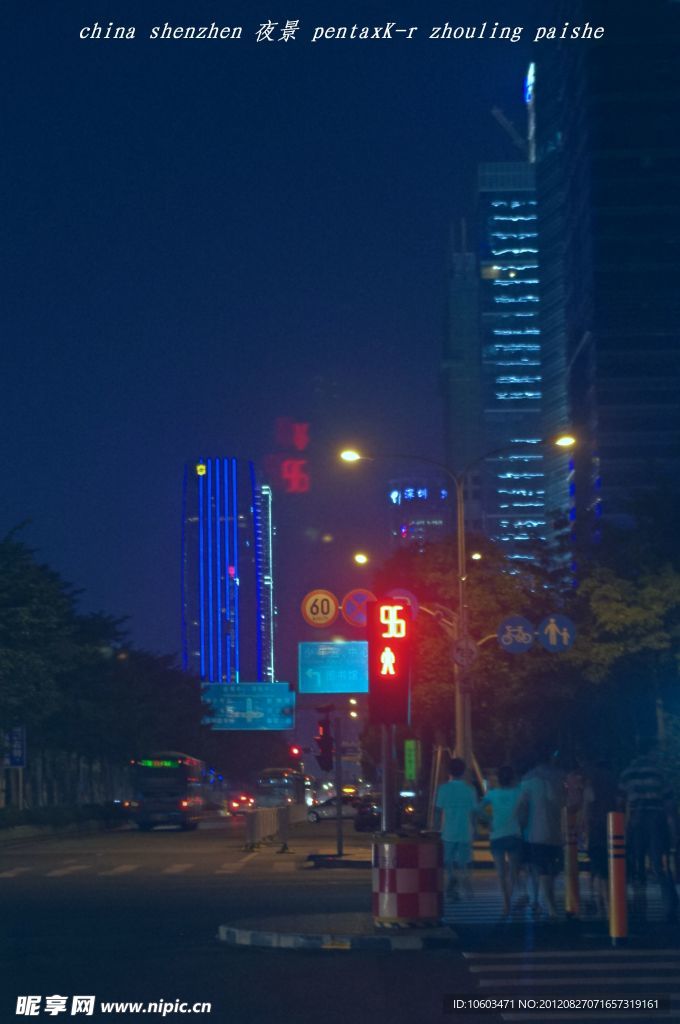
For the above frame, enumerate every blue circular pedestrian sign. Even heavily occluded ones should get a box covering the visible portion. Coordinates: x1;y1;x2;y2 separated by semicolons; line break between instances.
497;615;535;653
537;614;576;652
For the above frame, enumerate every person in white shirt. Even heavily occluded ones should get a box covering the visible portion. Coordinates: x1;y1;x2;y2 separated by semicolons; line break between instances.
477;765;523;916
435;758;478;898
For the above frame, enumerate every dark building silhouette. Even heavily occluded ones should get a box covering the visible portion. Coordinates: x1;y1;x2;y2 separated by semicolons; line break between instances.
535;0;680;536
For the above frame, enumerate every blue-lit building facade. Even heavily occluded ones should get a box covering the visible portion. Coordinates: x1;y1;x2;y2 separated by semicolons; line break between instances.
477;162;546;560
181;458;276;684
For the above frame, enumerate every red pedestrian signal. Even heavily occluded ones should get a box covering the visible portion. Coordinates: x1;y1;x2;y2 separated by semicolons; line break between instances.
315;719;334;772
367;600;412;725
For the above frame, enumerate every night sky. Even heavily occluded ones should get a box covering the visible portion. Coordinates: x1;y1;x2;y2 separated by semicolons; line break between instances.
5;0;548;672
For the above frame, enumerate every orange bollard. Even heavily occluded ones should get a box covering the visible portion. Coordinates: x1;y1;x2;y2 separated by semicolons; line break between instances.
608;811;628;946
563;807;580;917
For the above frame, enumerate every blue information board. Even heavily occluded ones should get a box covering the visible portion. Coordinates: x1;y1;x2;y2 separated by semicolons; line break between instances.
1;726;26;767
202;683;295;730
298;641;369;694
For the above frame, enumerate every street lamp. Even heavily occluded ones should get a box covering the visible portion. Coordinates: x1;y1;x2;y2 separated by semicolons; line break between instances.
339;434;576;778
353;552;369;565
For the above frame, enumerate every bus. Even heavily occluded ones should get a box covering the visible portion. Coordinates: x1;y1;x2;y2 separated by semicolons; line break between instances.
130;752;212;831
254;768;310;808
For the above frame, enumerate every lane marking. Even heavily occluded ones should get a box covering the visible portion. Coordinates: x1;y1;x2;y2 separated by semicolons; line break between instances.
0;867;31;878
46;864;89;878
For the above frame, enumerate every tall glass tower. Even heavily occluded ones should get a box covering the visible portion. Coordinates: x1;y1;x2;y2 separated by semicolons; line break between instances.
477;162;546;560
181;458;276;684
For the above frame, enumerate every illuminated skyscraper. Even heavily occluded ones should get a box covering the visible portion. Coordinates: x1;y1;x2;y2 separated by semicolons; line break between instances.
444;160;547;559
477;162;546;560
181;458;276;683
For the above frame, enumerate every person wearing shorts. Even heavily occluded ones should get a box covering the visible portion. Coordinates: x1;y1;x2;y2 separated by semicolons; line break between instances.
478;766;523;915
436;758;477;898
518;750;564;919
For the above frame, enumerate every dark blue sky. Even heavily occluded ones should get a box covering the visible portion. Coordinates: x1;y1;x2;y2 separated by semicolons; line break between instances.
4;0;542;660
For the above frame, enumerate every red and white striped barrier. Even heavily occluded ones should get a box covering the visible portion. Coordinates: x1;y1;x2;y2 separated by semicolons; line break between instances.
372;836;443;926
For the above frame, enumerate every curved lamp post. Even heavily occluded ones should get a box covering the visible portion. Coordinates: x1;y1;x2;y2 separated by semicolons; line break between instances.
339;435;576;778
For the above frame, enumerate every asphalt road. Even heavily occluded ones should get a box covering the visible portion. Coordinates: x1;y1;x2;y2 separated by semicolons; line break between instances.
1;821;679;1024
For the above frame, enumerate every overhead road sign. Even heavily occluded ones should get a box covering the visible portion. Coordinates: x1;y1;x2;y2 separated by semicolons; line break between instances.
341;588;376;627
298;641;369;694
497;615;535;653
301;589;339;628
202;682;295;730
538;614;576;652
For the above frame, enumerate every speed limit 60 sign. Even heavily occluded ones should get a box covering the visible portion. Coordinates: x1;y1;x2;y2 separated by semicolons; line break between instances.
301;589;339;628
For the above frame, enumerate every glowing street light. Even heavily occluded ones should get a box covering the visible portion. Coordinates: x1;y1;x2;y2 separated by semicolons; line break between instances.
353;552;369;565
471;551;483;561
554;433;576;449
340;449;362;462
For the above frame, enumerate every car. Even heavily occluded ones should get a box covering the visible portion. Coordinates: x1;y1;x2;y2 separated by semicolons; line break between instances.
226;792;256;816
307;796;359;823
354;796;425;832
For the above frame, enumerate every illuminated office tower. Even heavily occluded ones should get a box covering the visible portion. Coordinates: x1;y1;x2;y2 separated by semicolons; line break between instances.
477;162;546;560
181;458;276;683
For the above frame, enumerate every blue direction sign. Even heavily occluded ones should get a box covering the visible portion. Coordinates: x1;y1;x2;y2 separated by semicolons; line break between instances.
298;641;369;694
497;615;535;654
1;726;26;767
538;615;576;652
202;683;295;730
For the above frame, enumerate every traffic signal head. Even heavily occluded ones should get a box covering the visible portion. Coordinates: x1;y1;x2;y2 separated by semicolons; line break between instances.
315;719;334;772
367;600;412;725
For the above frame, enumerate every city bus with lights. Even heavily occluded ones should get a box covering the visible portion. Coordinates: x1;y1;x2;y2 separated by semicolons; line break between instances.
130;752;211;831
254;768;311;808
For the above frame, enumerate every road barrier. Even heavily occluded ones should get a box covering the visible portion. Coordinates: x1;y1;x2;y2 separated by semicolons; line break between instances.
372;835;443;927
243;804;307;852
608;811;627;946
563;807;580;917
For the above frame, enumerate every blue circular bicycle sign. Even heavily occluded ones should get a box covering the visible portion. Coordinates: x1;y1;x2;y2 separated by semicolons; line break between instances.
497;616;535;653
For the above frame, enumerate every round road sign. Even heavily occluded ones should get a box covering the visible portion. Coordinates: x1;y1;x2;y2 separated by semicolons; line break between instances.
453;636;478;668
301;589;339;628
341;588;377;628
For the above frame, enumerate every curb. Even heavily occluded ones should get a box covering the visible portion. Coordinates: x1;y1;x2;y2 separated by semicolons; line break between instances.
305;854;372;869
217;923;458;951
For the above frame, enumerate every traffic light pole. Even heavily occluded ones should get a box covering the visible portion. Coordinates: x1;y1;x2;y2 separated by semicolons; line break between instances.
334;715;344;857
380;724;396;833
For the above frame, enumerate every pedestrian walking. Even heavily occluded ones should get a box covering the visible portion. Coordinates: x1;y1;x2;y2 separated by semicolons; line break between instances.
583;759;619;919
435;758;477;899
619;739;679;924
477;765;523;916
518;748;564;919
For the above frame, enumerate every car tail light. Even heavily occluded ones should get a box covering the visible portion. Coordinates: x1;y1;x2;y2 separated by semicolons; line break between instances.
231;801;240;809
180;799;189;809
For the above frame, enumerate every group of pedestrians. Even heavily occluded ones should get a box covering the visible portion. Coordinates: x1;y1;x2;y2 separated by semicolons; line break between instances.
435;741;679;923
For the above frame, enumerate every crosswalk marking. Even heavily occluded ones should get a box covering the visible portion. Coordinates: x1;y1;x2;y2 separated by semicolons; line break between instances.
0;867;31;878
481;975;678;988
470;961;680;973
98;864;140;876
46;864;88;877
161;863;193;874
464;949;680;960
464;946;680;1023
215;853;258;874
